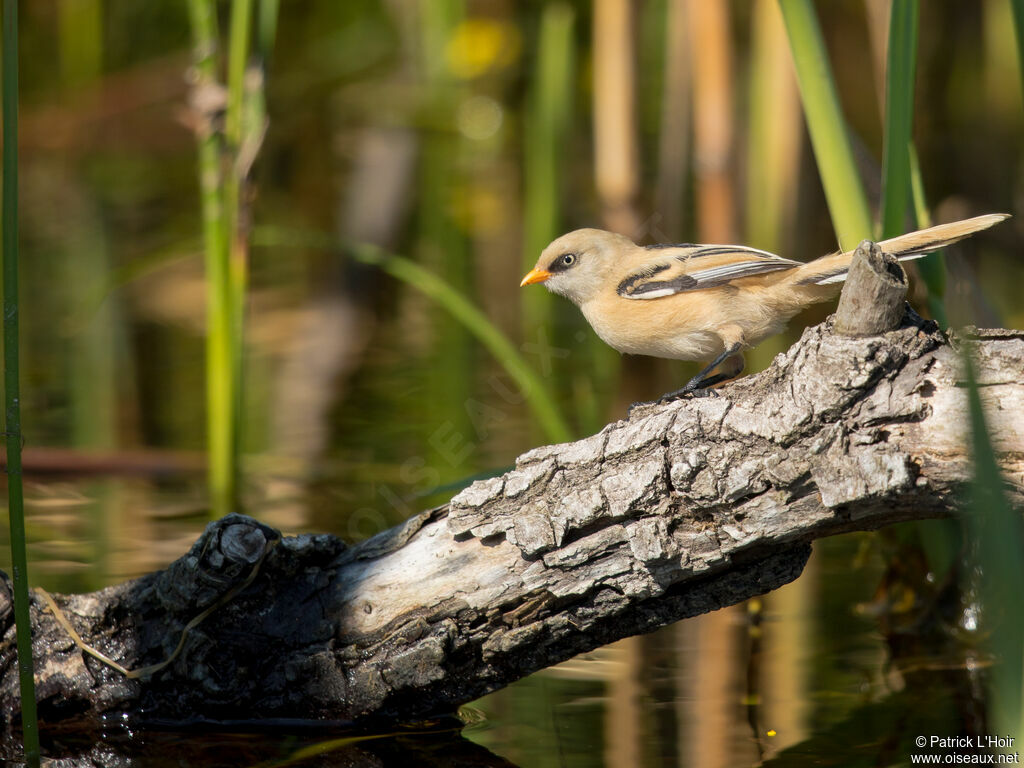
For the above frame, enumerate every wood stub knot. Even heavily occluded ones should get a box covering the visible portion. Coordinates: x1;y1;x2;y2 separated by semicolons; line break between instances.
834;239;908;337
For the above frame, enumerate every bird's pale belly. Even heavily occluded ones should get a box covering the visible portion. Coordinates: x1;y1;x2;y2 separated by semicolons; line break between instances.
580;301;727;361
579;287;799;362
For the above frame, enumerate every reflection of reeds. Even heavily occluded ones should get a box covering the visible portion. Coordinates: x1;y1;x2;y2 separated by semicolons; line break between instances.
58;0;122;590
3;0;41;758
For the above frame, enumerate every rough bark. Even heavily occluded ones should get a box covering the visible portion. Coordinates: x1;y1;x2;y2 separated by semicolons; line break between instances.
834;239;909;335
1;312;1023;732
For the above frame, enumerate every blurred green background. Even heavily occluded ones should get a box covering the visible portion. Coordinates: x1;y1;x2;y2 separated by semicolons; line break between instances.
0;1;1022;765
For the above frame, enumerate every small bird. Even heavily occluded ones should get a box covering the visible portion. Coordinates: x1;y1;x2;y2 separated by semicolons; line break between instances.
521;214;1008;399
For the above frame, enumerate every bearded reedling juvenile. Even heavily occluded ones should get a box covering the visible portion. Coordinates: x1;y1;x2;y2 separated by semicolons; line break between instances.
521;214;1009;400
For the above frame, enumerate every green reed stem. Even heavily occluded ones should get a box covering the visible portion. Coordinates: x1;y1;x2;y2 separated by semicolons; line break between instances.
879;0;917;240
224;0;254;514
522;3;575;329
257;0;279;61
186;0;235;517
1010;0;1024;106
908;145;948;326
3;0;40;760
779;0;873;248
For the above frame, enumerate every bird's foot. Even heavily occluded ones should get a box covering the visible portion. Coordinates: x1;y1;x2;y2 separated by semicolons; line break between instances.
627;382;719;417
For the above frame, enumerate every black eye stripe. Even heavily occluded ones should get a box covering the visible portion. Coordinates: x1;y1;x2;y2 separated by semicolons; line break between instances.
549;252;577;273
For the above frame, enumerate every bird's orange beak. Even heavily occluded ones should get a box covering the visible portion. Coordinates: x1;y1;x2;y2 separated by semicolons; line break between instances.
520;267;552;287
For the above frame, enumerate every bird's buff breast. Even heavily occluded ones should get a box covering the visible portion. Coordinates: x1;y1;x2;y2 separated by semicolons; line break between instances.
579;297;726;361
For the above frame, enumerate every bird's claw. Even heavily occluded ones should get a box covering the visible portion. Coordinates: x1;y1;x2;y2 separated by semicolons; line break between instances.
628;385;718;417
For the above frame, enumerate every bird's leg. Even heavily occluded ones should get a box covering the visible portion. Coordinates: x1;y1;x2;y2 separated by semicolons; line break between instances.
627;344;744;416
657;343;744;403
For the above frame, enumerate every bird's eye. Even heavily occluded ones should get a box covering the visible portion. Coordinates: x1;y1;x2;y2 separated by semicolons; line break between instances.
560;253;576;267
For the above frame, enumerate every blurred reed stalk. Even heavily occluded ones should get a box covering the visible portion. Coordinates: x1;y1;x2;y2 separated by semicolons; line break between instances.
879;0;917;241
780;0;873;247
745;0;801;254
521;3;586;435
587;0;635;424
187;0;272;518
884;0;946;325
1011;0;1024;103
58;0;122;588
881;1;946;325
2;0;40;760
688;0;736;243
521;3;574;343
593;0;641;236
654;0;691;240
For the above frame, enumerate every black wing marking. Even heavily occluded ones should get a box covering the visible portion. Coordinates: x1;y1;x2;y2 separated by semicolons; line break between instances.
618;246;801;299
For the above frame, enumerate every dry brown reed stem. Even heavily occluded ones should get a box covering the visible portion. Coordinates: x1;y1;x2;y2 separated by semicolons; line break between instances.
593;0;641;236
746;0;802;253
655;0;692;240
688;0;736;243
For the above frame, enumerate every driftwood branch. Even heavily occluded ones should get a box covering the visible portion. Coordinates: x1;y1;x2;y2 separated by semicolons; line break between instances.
1;242;1023;734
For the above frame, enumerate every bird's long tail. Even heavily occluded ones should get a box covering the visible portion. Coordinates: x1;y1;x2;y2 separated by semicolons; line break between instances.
790;213;1009;287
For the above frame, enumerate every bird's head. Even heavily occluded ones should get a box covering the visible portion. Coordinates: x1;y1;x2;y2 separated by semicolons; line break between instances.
520;228;634;306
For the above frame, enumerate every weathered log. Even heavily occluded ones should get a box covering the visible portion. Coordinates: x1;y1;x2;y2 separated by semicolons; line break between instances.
1;250;1023;733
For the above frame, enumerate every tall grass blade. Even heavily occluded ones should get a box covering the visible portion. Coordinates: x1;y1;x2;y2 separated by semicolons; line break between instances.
879;0;917;240
881;5;947;321
778;0;873;248
353;245;573;446
962;350;1024;743
2;0;41;760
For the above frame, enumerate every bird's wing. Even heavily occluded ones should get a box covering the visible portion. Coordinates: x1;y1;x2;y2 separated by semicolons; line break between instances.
616;245;801;299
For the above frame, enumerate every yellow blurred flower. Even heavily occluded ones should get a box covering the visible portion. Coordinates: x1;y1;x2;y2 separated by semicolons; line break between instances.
445;18;521;79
